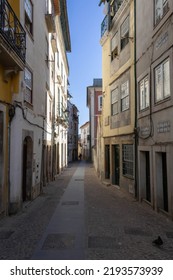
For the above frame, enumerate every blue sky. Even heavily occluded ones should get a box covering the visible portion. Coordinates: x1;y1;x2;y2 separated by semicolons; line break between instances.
67;0;104;129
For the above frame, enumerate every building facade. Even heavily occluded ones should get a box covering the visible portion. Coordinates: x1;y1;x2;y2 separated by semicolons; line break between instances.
86;78;102;171
67;100;79;162
100;0;136;194
80;121;90;161
0;0;71;215
0;0;26;216
136;0;173;218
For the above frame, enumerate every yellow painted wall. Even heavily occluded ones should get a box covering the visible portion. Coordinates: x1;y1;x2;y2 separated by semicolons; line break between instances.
102;0;135;139
8;0;20;18
0;67;20;103
0;0;20;215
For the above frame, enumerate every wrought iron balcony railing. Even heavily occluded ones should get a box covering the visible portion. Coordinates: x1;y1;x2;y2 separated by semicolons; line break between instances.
0;0;26;63
101;15;109;37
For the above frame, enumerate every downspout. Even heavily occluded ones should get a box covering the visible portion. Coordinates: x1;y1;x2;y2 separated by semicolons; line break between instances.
8;105;15;214
52;53;56;180
134;0;138;199
7;121;11;215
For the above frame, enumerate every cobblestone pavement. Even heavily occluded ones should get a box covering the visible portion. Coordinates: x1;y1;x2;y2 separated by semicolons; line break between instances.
0;161;173;260
85;164;173;259
0;164;78;260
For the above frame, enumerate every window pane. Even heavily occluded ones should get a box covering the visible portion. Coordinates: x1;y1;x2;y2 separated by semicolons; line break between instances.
24;68;32;103
121;16;129;37
121;80;129;98
111;32;118;51
155;65;162;102
155;0;162;20
139;80;144;110
25;87;32;103
111;88;118;103
122;144;134;177
25;0;32;21
163;59;170;98
144;77;149;107
121;96;129;111
112;102;118;115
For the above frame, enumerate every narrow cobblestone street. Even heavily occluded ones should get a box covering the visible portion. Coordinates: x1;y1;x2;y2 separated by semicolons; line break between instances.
0;161;173;260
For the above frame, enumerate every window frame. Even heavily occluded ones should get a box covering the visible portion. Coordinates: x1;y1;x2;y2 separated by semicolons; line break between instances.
24;67;33;105
98;95;103;111
120;15;129;50
111;32;118;61
139;75;149;111
24;0;33;36
154;58;170;103
121;80;129;112
154;0;169;25
122;144;134;178
111;87;119;115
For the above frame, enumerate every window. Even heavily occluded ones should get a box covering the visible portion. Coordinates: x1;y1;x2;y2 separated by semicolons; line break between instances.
121;80;129;111
155;58;170;102
155;0;169;25
61;62;63;79
111;32;118;61
122;144;134;177
139;76;149;110
49;99;52;122
25;0;33;35
111;88;119;115
45;37;49;64
57;49;59;68
24;67;33;104
98;95;103;111
120;16;129;50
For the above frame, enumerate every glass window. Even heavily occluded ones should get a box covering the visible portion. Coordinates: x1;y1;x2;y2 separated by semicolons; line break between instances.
121;80;129;111
155;58;170;102
111;32;118;61
122;144;134;177
120;16;129;50
98;96;103;111
24;67;33;104
111;87;119;115
155;0;169;25
25;0;33;35
139;76;149;110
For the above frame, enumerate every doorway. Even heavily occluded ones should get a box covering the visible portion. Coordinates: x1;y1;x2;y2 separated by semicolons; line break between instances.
156;152;168;212
105;145;110;179
22;136;33;201
145;151;151;202
0;111;4;212
162;153;168;212
112;144;120;185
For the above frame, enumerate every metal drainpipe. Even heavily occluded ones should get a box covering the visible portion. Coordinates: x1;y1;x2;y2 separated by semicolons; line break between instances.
52;53;56;180
134;0;138;199
7;121;11;215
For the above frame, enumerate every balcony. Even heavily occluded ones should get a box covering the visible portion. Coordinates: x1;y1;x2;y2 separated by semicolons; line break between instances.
0;0;26;70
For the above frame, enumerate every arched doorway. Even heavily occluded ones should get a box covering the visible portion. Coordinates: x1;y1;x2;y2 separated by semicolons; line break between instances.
22;136;33;201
